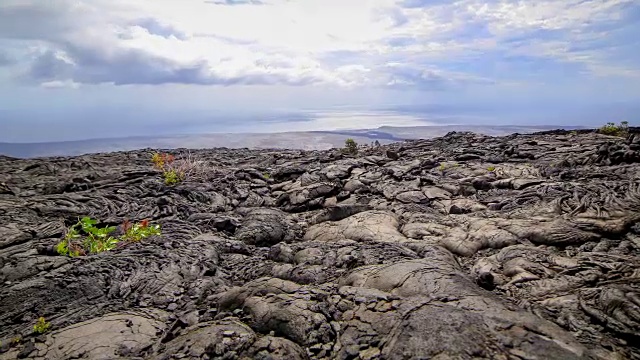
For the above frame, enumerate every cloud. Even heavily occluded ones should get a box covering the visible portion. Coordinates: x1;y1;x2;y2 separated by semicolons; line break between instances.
0;0;638;90
1;0;358;87
468;0;640;77
204;0;265;5
383;0;640;78
40;79;80;89
24;43;342;86
0;51;14;66
27;49;75;81
129;18;188;40
380;62;495;90
465;0;633;33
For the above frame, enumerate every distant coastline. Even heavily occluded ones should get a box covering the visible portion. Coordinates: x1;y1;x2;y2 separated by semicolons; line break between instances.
0;124;586;159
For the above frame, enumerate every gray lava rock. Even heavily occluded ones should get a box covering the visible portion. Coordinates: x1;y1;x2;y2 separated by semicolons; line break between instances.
235;208;298;246
2;130;640;360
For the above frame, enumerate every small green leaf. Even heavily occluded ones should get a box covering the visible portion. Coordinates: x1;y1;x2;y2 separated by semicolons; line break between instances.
55;241;68;256
33;317;51;334
81;217;97;225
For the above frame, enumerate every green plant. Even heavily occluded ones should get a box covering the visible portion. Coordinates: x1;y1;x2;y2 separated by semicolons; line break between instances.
153;152;183;185
56;217;161;257
120;219;161;242
33;317;51;334
344;138;358;155
163;169;184;185
487;166;496;172
152;151;204;186
598;121;629;137
263;172;271;179
55;224;82;257
152;152;174;169
438;163;447;171
56;217;118;256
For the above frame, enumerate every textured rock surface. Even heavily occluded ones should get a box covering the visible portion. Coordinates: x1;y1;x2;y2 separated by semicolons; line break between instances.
1;130;640;359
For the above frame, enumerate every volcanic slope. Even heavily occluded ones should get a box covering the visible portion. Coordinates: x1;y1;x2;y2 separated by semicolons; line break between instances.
1;130;640;359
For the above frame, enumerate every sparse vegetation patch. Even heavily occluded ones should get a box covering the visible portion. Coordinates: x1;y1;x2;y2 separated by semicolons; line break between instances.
343;138;358;155
33;317;51;334
152;151;205;185
598;121;629;137
56;217;160;257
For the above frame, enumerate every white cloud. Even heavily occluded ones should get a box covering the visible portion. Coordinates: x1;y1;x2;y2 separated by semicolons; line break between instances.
40;79;80;89
382;0;639;77
0;0;638;88
466;0;632;32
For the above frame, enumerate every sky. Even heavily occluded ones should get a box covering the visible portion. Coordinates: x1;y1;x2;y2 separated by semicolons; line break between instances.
0;0;639;142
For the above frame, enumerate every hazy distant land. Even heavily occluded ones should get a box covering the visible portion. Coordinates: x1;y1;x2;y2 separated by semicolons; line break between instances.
0;125;585;158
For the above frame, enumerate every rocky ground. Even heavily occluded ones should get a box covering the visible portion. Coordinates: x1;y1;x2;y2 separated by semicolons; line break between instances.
1;129;640;359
